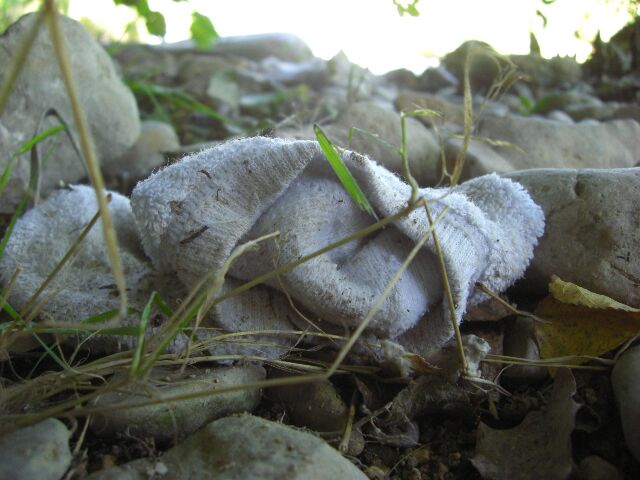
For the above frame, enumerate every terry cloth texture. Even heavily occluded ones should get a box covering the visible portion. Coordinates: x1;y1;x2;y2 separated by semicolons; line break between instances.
0;185;186;353
131;137;545;356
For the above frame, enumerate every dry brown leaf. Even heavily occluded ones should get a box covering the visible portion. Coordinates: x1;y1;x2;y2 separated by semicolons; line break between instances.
471;368;579;480
535;278;640;363
549;276;640;312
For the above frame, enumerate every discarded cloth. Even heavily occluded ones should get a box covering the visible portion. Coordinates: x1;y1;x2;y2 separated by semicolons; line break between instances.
0;136;544;357
0;186;185;353
131;136;544;355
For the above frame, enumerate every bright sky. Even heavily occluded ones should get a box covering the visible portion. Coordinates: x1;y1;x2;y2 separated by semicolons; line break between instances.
67;0;636;74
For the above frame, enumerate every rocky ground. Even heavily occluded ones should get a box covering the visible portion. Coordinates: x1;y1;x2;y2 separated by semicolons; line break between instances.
1;11;640;480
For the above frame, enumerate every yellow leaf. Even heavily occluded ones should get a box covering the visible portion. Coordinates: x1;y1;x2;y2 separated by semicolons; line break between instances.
405;352;440;374
549;276;640;312
534;297;640;365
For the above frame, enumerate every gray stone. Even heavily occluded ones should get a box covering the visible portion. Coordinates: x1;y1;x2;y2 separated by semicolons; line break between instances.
328;101;442;186
528;91;602;115
564;103;617;121
577;455;623;480
502;317;548;385
90;414;367;480
395;90;465;126
109;121;179;181
440;41;503;93
611;103;640;123
418;66;459;92
481;99;511;117
276;101;442;186
499;92;527;114
110;43;179;79
175;54;242;100
508;168;640;307
327;52;388;102
258;57;328;87
546;110;574;124
510;54;582;88
90;364;265;444
472;369;579;480
269;377;348;432
0;419;72;480
0;13;140;212
384;68;419;90
212;33;314;62
477;115;640;171
87;458;154;480
443;137;514;182
611;345;640;462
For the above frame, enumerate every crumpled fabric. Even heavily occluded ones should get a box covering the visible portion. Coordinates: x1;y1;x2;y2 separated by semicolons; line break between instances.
0;185;186;354
0;136;544;357
131;136;544;356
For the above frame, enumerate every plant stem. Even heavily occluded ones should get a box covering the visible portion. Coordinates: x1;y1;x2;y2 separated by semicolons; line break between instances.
0;10;44;114
44;0;128;318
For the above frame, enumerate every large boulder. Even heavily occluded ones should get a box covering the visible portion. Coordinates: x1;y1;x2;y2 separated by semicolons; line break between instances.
0;13;140;212
0;419;72;480
211;33;314;62
476;115;640;171
277;101;442;186
397;91;640;181
89;414;367;480
508;168;640;307
611;345;640;463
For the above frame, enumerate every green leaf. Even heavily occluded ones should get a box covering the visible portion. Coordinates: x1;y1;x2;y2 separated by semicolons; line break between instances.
80;307;138;325
130;291;154;375
190;12;218;49
125;79;244;132
393;0;420;17
15;124;65;156
113;0;140;6
135;0;151;16
144;10;166;37
519;95;534;114
313;124;377;220
35;326;140;336
0;124;65;195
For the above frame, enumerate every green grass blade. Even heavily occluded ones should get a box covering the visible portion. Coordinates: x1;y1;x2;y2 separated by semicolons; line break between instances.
0;191;29;262
0;124;65;195
0;298;70;372
80;307;138;325
0;158;16;195
33;326;140;336
313;124;377;220
152;292;173;317
0;298;20;323
15;124;65;156
126;80;241;128
345;126;401;156
130;291;156;376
